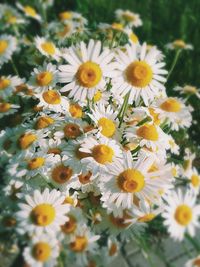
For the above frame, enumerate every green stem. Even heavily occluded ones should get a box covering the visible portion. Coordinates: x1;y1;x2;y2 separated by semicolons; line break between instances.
167;49;181;80
186;233;200;252
118;91;130;128
10;59;19;76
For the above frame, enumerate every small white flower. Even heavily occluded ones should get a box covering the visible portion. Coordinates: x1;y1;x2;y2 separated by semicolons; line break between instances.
35;36;60;61
0;35;17;68
17;3;42;22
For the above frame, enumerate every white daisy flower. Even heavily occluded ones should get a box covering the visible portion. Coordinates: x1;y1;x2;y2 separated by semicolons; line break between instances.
0;75;22;99
34;89;69;113
0;102;20;118
28;63;58;92
168;135;180;155
153;97;192;131
124;28;139;45
166;40;193;50
17;3;42;22
186;168;200;195
23;234;59;267
0;34;17;68
92;89;110;105
16;188;70;236
88;103;119;138
35;36;60;61
162;189;200;241
125;122;170;152
115;9;143;28
111;43;168;105
79;136;123;174
0;4;25;26
58;39;117;102
185;255;200;267
174;85;200;99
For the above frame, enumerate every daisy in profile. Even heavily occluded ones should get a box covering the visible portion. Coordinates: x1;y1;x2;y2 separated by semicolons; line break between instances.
185;255;200;267
0;35;17;68
174;85;200;99
162;189;200;241
153;97;192;131
166;39;193;50
0;102;20;119
185;168;200;195
124;28;139;45
125;122;170;151
0;75;22;99
35;37;60;61
28;63;58;92
88;103;119;138
16;188;70;235
112;43;168;105
115;9;142;28
58;39;117;102
17;3;42;22
79;136;123;174
34;89;69;113
23;234;59;267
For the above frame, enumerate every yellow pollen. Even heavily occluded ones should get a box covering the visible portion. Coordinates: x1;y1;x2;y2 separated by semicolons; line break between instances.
98;117;116;137
117;169;145;193
136;124;159;141
78;171;92;184
32;242;51;262
110;212;132;229
28;157;45;170
76;61;102;88
61;215;77;234
18;133;37;149
111;23;124;30
35;116;54;129
0;40;8;54
129;32;138;43
64;123;82;139
92;144;114;164
69;103;83;118
59;11;72;20
41;42;55;55
173;40;186;49
109;243;118;256
36;72;53;86
31;204;55;226
24;6;37;17
0;78;10;90
0;103;11;112
70;236;88;252
160;98;181;112
7;16;17;24
126;61;153;88
148;108;160;125
93;90;102;102
52;165;73;184
191;175;200;188
63;196;74;206
42;90;61;104
138;213;155;222
174;204;192;226
183;85;197;94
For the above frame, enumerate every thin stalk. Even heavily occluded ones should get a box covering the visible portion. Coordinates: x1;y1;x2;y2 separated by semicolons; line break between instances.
118;91;130;128
167;49;181;80
10;59;19;76
186;233;200;252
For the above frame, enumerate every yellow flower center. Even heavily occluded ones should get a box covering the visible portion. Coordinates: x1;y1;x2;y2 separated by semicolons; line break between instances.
61;215;77;234
191;175;200;188
64;123;82;139
117;169;145;193
111;23;124;30
35;116;54;129
183;85;197;94
70;236;88;252
63;196;75;206
59;11;72;20
76;61;102;88
126;61;153;88
92;144;114;164
24;6;37;17
18;133;37;149
148;108;160;125
0;78;10;90
47;147;62;155
36;72;53;86
51;165;73;184
0;40;8;54
28;157;45;170
122;13;136;22
42;90;61;104
136;124;159;141
78;171;92;184
98;117;116;137
129;32;138;43
69;103;83;118
160;98;181;112
7;16;17;24
32;242;51;262
109;212;132;229
93;90;102;102
173;40;186;49
41;42;55;55
31;204;55;226
174;204;192;226
0;103;11;112
138;213;155;222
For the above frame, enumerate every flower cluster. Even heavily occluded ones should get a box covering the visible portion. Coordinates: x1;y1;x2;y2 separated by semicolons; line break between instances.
0;2;200;267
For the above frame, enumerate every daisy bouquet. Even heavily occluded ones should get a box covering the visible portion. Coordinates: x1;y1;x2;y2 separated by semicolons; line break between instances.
0;1;200;267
